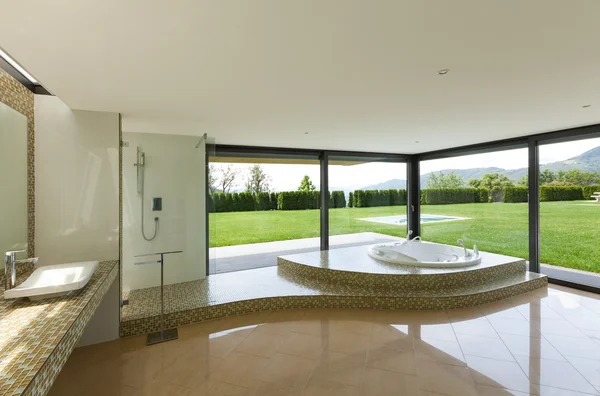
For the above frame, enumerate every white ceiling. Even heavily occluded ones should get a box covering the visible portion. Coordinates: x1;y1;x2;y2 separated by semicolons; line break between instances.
2;0;600;153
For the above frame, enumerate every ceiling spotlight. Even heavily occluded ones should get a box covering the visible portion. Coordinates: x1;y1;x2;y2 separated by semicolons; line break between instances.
437;69;450;75
582;104;591;108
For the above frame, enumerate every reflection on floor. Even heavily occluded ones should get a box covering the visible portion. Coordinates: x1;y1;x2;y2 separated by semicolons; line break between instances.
208;232;399;274
52;285;600;396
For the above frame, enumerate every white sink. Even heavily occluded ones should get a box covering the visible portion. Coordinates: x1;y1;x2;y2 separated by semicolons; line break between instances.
4;261;99;300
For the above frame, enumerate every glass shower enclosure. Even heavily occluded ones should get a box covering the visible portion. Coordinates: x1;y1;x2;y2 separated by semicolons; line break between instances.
120;131;207;342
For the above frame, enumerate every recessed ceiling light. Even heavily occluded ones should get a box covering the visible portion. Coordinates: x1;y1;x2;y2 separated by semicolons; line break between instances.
304;132;309;135
415;140;420;143
582;104;591;108
437;69;450;75
0;48;38;84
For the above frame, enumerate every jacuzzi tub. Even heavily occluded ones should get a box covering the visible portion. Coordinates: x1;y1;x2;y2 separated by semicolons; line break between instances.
368;240;481;268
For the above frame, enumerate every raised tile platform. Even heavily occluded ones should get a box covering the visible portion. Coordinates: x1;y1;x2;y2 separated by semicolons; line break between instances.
278;243;528;291
121;244;546;337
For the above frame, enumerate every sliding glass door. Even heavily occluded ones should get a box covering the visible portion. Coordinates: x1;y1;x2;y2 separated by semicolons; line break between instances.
208;149;321;274
419;147;529;260
327;155;407;249
538;137;600;287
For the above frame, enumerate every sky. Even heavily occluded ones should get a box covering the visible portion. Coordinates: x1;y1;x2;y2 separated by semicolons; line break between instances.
211;137;600;192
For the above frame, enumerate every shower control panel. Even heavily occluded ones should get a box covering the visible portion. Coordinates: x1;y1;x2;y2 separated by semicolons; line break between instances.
152;197;162;211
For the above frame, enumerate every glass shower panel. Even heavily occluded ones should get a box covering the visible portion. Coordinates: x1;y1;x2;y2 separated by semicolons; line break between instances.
121;132;206;326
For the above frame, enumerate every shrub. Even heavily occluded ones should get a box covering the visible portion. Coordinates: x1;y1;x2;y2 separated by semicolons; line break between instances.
351;189;407;207
224;193;234;212
475;188;489;203
348;192;353;207
230;193;240;211
270;192;278;210
256;192;271;211
540;186;583;201
207;194;215;212
583;185;600;200
212;193;225;212
277;191;320;210
397;189;408;205
310;191;320;209
331;191;346;208
421;188;479;205
503;186;528;203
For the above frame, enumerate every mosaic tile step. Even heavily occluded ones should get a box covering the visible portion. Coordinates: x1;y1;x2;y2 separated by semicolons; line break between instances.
0;260;118;396
278;246;526;291
120;260;547;337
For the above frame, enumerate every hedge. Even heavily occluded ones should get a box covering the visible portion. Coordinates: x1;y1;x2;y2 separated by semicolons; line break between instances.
256;192;271;211
540;186;584;201
277;191;320;210
503;186;528;203
270;192;278;210
421;188;481;205
475;188;489;203
353;189;407;207
331;191;346;208
583;185;600;200
348;192;354;208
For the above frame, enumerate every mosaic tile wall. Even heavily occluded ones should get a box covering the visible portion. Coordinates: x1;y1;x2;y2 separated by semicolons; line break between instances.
0;68;35;258
0;261;118;396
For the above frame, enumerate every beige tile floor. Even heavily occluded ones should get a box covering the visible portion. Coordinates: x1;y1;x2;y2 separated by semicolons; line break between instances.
50;285;600;396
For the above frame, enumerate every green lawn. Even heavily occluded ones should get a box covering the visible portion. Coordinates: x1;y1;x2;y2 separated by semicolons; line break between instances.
209;201;600;273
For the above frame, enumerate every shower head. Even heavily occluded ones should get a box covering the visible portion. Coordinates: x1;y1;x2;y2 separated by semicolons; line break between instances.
135;146;145;168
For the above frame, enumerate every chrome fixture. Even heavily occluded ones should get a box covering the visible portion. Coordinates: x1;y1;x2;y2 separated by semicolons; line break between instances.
402;229;421;245
135;250;183;345
134;146;159;241
457;239;468;258
4;250;38;290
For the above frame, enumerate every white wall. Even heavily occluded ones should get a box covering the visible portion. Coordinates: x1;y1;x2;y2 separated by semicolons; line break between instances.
0;102;28;255
35;95;120;346
35;95;119;265
77;277;119;347
122;132;206;292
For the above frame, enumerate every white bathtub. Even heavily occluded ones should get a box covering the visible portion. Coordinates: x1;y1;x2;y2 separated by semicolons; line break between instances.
368;240;481;268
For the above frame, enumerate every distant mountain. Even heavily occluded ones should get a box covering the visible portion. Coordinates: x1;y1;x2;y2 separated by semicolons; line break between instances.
356;145;600;190
360;178;406;190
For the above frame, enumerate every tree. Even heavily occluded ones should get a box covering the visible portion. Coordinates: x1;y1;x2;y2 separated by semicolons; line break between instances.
245;164;271;193
468;173;514;202
519;169;556;187
220;165;239;194
540;169;557;185
297;175;316;192
517;175;528;187
555;169;600;187
208;164;218;194
425;171;465;189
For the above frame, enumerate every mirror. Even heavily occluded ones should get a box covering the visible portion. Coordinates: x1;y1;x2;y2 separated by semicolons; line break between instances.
0;101;28;256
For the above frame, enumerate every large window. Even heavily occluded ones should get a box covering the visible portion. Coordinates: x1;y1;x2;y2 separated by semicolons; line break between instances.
328;157;407;248
419;148;529;260
208;152;320;274
539;137;600;286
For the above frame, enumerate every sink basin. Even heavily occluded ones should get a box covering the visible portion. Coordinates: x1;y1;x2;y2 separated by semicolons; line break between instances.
4;261;99;300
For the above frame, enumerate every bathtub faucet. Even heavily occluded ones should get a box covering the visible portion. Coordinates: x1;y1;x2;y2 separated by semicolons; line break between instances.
457;239;470;258
401;230;421;245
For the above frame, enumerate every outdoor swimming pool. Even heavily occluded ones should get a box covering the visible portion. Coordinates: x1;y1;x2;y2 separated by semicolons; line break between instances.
357;214;467;226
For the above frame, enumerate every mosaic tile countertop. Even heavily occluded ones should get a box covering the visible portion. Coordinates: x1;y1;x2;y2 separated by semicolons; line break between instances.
0;260;118;396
